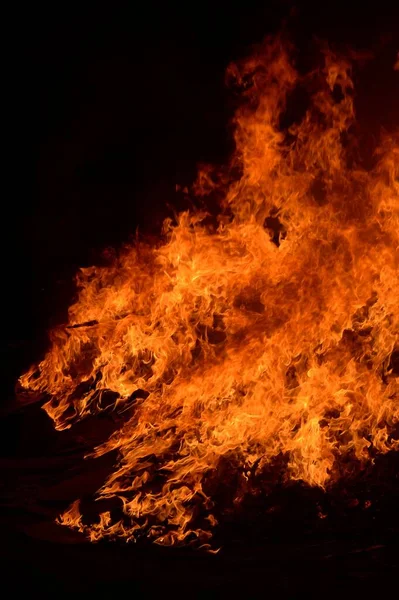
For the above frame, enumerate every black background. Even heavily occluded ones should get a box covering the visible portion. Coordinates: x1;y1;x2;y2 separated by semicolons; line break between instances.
2;1;399;596
3;0;399;392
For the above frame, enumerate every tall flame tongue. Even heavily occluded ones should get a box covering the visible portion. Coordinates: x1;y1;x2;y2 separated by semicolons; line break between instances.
21;40;399;547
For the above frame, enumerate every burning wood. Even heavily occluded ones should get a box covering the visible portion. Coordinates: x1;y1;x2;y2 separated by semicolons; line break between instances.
19;38;399;548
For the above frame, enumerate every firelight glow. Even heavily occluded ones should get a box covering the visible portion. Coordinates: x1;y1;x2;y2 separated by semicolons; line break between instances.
20;39;399;548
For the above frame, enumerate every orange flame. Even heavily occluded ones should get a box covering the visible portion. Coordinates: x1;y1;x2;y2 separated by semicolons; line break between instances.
20;39;399;547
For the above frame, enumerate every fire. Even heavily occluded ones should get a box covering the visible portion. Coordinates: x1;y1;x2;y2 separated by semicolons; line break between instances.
20;39;399;548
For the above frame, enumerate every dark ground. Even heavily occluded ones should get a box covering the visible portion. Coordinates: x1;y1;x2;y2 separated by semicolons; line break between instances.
1;1;399;596
2;399;399;596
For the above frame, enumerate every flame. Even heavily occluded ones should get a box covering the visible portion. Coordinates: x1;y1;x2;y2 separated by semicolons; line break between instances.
20;39;399;547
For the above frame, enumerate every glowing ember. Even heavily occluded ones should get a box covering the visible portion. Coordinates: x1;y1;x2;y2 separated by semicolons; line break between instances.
20;39;399;548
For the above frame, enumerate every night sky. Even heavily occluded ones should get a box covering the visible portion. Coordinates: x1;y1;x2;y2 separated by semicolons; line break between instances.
3;1;398;388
